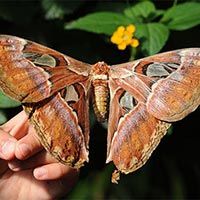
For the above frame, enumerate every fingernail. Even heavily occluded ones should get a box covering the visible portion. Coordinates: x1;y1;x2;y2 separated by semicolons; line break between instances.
17;143;31;159
0;140;15;159
8;160;21;171
34;167;48;179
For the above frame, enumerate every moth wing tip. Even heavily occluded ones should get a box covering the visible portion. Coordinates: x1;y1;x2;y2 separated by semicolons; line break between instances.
105;153;112;164
111;170;120;184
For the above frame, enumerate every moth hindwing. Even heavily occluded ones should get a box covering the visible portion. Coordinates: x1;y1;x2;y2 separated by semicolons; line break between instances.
0;35;199;183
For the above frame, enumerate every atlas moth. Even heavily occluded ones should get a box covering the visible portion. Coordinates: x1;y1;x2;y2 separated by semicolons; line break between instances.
0;35;199;183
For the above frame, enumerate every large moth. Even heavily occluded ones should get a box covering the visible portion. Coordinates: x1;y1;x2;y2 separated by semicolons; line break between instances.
0;35;199;183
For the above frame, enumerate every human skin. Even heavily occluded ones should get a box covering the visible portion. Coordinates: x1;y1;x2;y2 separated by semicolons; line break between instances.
0;111;79;200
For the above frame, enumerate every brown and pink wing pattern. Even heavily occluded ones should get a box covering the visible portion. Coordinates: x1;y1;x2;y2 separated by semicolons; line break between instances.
107;48;200;182
0;35;90;102
0;35;91;167
23;88;90;167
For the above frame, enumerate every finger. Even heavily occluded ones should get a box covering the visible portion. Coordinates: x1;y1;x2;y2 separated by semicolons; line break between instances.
8;150;79;181
0;129;17;160
8;150;55;171
34;163;79;180
43;168;79;198
15;125;43;160
0;111;29;139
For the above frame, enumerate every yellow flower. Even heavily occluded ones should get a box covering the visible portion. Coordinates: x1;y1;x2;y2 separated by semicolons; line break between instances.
126;24;136;34
117;26;125;36
110;24;139;50
118;42;127;50
131;38;139;48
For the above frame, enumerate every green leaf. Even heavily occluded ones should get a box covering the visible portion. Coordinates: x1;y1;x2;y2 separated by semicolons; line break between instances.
42;0;65;20
124;1;156;23
0;91;20;108
42;0;83;20
0;111;7;124
161;2;200;30
136;23;169;56
65;12;132;35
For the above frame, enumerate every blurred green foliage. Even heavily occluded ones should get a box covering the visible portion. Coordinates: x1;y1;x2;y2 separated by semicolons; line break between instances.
0;91;20;108
0;0;200;199
65;1;200;55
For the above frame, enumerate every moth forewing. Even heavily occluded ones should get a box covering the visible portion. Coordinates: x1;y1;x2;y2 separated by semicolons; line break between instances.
146;48;200;122
0;35;199;183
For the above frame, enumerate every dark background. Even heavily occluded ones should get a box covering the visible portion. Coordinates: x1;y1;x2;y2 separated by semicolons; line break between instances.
0;0;200;199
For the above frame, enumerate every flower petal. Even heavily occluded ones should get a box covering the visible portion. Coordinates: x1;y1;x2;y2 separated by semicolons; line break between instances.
126;24;136;34
118;42;127;50
130;38;139;47
111;35;123;44
116;26;125;36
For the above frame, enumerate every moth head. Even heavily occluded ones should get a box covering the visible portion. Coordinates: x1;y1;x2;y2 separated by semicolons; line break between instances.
91;61;110;77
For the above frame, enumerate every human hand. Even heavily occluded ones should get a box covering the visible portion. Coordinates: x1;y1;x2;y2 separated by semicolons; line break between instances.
0;111;79;200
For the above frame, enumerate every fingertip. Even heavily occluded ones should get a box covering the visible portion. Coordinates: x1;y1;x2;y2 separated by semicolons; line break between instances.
8;160;21;171
15;130;42;160
33;167;48;180
0;139;16;160
15;143;32;160
33;163;79;181
1;111;28;138
35;166;79;198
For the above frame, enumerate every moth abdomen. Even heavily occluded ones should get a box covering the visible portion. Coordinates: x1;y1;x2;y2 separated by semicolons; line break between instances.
91;62;110;122
92;80;109;122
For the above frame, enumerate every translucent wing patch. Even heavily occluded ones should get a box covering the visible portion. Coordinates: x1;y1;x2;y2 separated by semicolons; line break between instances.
0;35;90;103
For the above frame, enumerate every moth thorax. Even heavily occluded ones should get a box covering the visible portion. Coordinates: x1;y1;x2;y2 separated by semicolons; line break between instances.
92;80;109;122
